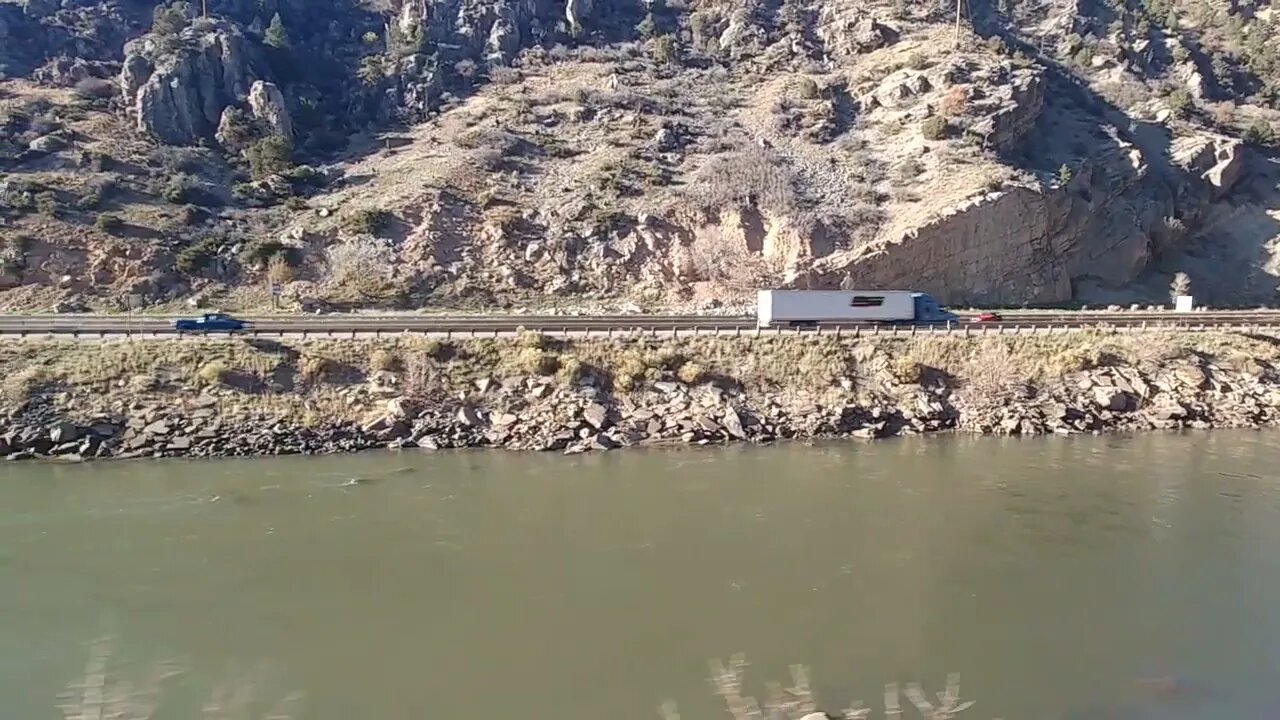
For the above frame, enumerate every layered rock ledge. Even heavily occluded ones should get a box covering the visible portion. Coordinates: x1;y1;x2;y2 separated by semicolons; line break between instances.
2;331;1279;461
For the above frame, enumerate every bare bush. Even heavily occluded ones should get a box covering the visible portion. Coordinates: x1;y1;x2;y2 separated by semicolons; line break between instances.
53;637;303;720
74;78;117;100
890;157;924;186
960;341;1027;402
488;66;520;84
1170;271;1191;300
266;254;292;285
678;654;977;720
940;86;968;117
324;237;395;299
687;148;800;215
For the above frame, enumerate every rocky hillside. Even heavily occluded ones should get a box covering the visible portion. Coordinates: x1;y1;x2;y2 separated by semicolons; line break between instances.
0;0;1278;312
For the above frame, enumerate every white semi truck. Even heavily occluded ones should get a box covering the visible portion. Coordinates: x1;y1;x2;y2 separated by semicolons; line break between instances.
756;290;957;327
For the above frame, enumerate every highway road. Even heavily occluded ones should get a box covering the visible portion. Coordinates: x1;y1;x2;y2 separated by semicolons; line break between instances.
0;310;1279;337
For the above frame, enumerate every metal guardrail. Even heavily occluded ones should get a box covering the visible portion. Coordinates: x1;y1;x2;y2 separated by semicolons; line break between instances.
10;322;1280;341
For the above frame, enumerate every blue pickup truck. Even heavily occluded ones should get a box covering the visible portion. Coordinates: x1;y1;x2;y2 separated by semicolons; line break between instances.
173;313;247;333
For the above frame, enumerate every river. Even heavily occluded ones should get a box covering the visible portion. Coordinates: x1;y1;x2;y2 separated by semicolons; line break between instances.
4;432;1280;719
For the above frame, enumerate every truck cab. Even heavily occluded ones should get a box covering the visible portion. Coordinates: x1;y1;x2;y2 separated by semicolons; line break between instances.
911;293;959;323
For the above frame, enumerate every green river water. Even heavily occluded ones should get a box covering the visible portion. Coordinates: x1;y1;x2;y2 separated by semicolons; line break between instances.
4;432;1280;719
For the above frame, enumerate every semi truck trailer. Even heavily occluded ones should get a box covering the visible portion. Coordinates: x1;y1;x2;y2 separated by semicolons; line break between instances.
756;290;957;327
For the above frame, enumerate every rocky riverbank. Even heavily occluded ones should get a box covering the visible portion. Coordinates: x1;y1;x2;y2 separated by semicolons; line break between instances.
2;331;1279;461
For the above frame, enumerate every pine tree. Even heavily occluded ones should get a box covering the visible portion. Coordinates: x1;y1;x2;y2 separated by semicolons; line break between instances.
264;12;289;49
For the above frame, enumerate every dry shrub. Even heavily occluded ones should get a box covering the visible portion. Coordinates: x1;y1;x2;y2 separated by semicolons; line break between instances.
1;366;46;403
419;338;450;360
195;360;228;385
1122;335;1195;368
298;354;334;384
517;329;549;349
511;347;560;376
730;337;849;387
959;342;1025;400
648;345;686;372
686;147;799;215
556;354;586;384
677;361;706;384
266;254;292;285
792;76;821;99
940;86;968;117
455;127;520;154
368;348;398;372
489;66;520;84
889;157;924;186
1096;79;1148;110
890;354;922;384
74;78;117;100
402;352;435;399
1046;345;1101;375
1209;102;1236;127
324;237;395;299
610;350;650;390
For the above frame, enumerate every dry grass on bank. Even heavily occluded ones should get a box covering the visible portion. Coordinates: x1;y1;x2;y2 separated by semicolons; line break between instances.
1;331;1276;410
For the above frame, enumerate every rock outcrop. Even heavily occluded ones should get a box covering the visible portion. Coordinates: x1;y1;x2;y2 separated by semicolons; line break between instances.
807;160;1164;306
966;68;1046;151
120;21;258;145
247;80;292;141
1170;132;1245;200
816;13;900;59
0;2;48;78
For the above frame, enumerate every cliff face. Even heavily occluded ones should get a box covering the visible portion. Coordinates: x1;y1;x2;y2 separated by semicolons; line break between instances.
805;127;1248;306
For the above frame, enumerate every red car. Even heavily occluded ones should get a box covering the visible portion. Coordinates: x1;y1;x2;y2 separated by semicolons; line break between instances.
969;312;1002;323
